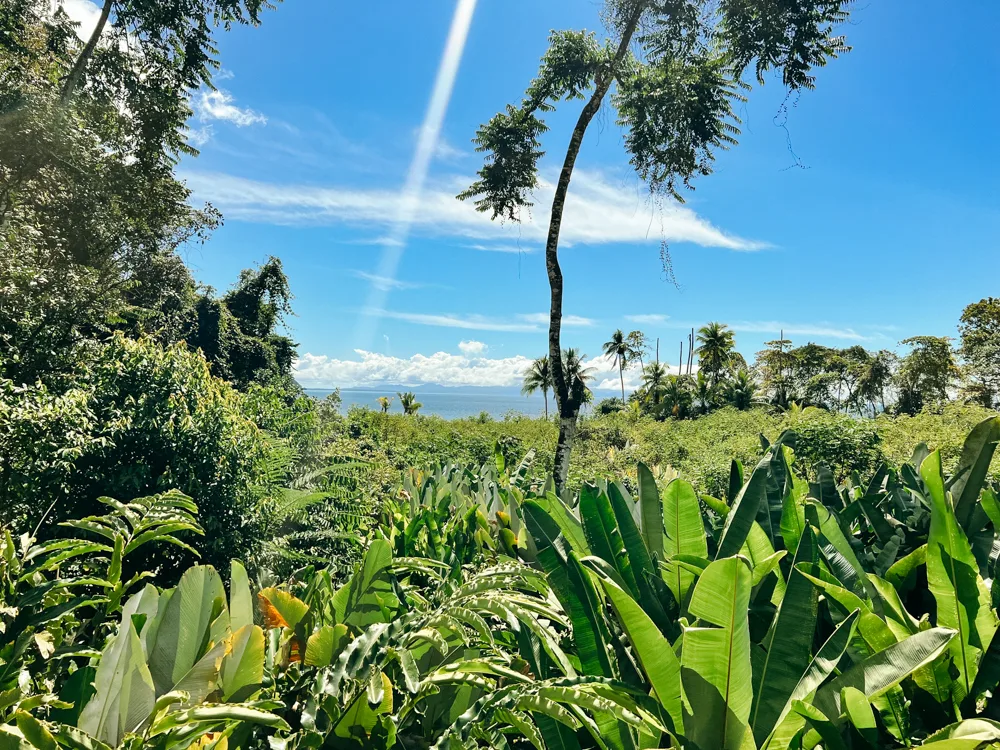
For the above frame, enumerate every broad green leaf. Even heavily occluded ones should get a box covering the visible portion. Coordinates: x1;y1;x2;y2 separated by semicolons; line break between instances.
841;687;877;746
608;481;670;631
332;539;397;628
532;492;590;556
764;609;860;749
922;450;998;705
662;478;707;605
78;618;155;747
637;463;664;562
716;455;769;559
681;556;753;750
220;624;264;702
790;701;848;750
229;560;253;633
805;500;876;604
924;718;1000;744
147;565;229;699
599;577;682;734
580;486;638;597
885;544;926;596
304;624;350;667
749;529;820;746
148;703;290;734
523;502;613;680
779;450;810;554
952;416;1000;529
14;711;56;750
332;672;393;742
813;627;956;720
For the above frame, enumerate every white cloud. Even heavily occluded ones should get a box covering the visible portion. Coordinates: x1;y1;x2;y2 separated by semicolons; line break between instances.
186;125;214;147
625;314;669;325
197;90;266;127
181;169;766;251
467;244;537;254
295;350;532;389
724;321;871;342
518;313;595;328
458;340;487;355
53;0;102;41
294;348;640;390
352;271;422;291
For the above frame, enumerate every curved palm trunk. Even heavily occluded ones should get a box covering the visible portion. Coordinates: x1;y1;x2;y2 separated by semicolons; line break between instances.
543;389;549;420
619;360;625;402
547;3;644;495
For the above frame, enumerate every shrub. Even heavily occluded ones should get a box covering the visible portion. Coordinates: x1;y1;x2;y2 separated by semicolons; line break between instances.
0;335;280;574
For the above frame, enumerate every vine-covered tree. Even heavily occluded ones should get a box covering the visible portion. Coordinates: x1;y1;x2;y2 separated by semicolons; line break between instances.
188;257;297;391
460;0;852;491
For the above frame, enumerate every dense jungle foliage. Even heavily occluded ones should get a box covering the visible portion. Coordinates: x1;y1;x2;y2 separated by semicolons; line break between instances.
6;0;1000;748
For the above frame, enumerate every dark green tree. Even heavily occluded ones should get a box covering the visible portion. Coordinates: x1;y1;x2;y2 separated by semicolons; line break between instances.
187;257;297;390
959;297;1000;408
895;336;959;414
695;321;736;387
460;0;851;491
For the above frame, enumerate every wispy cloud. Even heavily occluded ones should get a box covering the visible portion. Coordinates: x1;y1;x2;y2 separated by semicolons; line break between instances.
518;313;595;328
370;310;540;333
625;314;670;325
466;243;537;254
197;90;266;127
351;271;424;291
663;319;871;342
725;321;871;342
181;169;766;251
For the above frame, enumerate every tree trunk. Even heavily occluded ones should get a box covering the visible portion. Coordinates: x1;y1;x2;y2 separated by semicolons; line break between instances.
619;361;625;402
61;0;115;104
553;415;578;497
546;3;644;495
543;390;549;420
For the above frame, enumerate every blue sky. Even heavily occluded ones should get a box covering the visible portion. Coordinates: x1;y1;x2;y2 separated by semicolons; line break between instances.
67;0;1000;391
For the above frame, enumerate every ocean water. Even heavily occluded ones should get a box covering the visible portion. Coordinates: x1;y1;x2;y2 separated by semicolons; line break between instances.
304;388;547;420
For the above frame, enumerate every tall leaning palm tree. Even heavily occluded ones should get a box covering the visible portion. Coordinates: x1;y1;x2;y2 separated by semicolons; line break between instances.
696;322;736;387
521;356;554;419
602;329;630;402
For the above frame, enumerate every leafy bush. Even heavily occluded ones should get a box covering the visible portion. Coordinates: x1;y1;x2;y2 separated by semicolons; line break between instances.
0;335;280;574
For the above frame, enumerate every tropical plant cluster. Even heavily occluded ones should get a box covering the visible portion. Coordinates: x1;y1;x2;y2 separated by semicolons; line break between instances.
6;414;1000;748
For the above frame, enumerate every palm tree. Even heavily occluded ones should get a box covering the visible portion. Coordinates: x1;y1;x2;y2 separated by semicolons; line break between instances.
663;375;694;419
562;348;595;405
693;371;714;415
397;391;422;416
725;369;757;410
696;322;736;387
376;396;392;413
641;361;669;406
602;329;630;402
521;356;553;419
